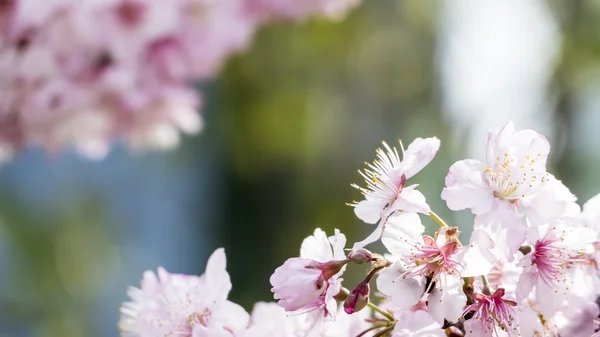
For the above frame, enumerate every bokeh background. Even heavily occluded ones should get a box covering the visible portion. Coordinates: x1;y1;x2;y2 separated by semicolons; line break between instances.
2;0;600;336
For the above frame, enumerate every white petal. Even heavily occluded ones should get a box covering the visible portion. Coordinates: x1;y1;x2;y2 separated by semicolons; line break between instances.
301;228;333;261
392;185;431;214
381;212;425;257
392;310;445;337
583;193;600;229
427;277;466;325
459;229;497;277
354;197;386;224
352;220;385;249
203;248;232;301
398;137;441;179
474;201;526;261
516;267;536;302
328;229;347;261
376;262;424;310
521;175;579;226
441;159;494;214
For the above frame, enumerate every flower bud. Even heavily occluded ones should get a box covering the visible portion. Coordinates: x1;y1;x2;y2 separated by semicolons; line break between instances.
347;248;374;264
343;281;370;314
311;260;348;280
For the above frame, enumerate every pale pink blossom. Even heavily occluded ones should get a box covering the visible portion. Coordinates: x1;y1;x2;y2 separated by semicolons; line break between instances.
351;138;440;248
270;228;347;319
463;288;520;337
119;248;249;337
377;213;466;324
442;121;552;259
516;224;594;316
0;0;260;161
245;0;360;21
552;297;600;337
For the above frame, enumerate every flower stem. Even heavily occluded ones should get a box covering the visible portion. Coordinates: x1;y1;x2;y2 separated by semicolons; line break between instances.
366;302;395;321
429;211;463;247
429;211;449;228
481;275;491;295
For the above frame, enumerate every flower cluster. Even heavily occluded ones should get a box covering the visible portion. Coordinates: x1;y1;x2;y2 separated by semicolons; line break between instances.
120;121;600;336
0;0;360;162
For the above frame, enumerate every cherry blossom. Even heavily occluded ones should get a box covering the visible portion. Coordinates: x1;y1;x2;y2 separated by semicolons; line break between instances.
0;0;365;162
516;224;594;316
119;121;600;337
351;137;440;248
377;212;466;324
245;0;361;21
442;121;552;259
463;288;520;337
119;248;249;337
270;228;347;319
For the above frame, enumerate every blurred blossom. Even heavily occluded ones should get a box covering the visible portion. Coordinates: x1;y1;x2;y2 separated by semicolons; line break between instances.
245;0;360;21
439;0;559;157
0;0;360;163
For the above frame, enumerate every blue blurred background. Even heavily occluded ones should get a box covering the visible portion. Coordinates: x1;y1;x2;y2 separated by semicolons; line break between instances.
2;1;600;336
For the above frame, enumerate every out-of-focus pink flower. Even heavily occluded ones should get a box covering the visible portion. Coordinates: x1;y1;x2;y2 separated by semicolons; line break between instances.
270;228;347;320
244;0;360;22
0;0;362;162
119;248;249;337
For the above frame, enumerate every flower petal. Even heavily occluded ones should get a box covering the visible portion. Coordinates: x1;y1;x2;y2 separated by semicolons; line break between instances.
353;197;386;224
392;185;431;214
427;277;466;324
376;262;424;310
474;201;526;261
381;212;425;257
441;159;494;214
458;229;497;277
397;137;441;179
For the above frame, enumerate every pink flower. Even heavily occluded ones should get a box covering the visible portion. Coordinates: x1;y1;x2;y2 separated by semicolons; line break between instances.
0;0;259;162
516;224;593;316
119;248;249;337
270;228;347;319
270;258;330;312
463;288;519;337
441;121;552;259
350;138;440;248
245;0;360;21
377;213;466;324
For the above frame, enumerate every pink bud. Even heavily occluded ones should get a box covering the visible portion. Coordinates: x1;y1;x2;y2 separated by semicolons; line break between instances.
311;260;348;280
347;248;374;264
343;281;370;314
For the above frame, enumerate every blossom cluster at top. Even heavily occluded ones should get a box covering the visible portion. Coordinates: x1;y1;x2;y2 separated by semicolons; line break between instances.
119;121;600;336
0;0;360;162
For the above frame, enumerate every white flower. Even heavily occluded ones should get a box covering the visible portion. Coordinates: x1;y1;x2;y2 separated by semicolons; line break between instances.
442;121;553;259
351;138;440;248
